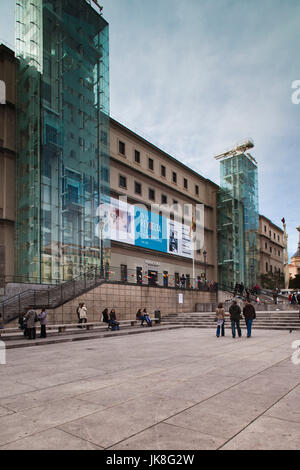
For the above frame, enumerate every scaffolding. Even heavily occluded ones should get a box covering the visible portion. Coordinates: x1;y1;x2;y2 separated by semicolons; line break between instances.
216;148;259;289
15;0;110;284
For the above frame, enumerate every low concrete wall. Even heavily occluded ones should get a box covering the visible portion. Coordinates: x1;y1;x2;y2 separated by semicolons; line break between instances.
46;283;217;324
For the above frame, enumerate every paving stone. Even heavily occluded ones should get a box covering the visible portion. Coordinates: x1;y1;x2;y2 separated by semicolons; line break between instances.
59;394;196;448
111;422;226;450
221;416;300;450
265;385;300;423
0;428;103;450
0;328;299;450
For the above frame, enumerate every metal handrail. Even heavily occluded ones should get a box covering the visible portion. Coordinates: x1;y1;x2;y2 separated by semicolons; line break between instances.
0;266;218;325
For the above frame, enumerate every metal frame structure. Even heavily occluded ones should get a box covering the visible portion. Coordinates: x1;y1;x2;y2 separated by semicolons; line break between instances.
15;0;110;284
216;142;259;289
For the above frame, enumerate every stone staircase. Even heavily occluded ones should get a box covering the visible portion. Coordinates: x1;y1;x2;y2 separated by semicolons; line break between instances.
161;311;300;331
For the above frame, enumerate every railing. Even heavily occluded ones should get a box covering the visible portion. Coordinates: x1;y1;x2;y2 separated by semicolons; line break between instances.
0;266;105;325
104;267;218;292
0;266;218;325
218;284;291;305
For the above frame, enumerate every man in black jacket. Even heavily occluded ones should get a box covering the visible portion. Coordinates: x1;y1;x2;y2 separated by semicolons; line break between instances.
243;300;256;338
229;301;242;338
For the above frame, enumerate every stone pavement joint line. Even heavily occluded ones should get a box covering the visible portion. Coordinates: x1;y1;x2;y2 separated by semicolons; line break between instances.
0;328;299;450
217;381;300;450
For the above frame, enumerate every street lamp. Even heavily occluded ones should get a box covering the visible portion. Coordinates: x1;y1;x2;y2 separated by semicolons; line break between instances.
203;250;207;282
99;219;104;278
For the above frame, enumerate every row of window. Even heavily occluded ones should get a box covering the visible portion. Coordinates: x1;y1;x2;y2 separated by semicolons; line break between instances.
119;174;191;212
264;242;281;257
118;140;199;196
263;225;281;243
265;263;281;274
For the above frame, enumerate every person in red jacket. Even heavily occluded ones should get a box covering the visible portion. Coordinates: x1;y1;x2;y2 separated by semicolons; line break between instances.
243;300;256;338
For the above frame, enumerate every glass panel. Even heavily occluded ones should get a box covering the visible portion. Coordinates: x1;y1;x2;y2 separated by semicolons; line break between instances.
15;0;110;283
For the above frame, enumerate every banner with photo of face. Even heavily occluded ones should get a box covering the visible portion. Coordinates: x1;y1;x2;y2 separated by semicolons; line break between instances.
96;197;194;259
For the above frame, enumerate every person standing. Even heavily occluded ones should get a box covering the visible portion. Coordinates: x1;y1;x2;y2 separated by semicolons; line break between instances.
79;303;87;328
243;300;256;338
25;307;38;340
215;303;226;338
229;301;242;338
38;307;47;338
102;308;109;324
76;303;82;328
245;288;250;301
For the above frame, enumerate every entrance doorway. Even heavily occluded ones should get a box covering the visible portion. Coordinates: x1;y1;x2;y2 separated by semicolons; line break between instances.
148;270;158;287
136;267;143;285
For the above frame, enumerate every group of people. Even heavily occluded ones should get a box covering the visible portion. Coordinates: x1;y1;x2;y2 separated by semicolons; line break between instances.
19;307;47;339
102;308;120;331
136;308;152;327
233;282;259;300
289;292;300;305
76;304;121;331
215;300;256;339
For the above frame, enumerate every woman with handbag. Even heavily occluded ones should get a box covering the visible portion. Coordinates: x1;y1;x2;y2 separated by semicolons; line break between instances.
215;303;226;338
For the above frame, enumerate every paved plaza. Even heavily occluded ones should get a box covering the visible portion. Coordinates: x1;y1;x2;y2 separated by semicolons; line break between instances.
0;328;300;450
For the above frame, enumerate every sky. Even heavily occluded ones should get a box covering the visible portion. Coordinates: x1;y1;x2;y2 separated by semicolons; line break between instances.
0;0;299;258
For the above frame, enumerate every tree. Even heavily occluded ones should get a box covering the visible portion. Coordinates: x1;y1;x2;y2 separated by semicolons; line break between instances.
260;271;285;290
289;274;300;289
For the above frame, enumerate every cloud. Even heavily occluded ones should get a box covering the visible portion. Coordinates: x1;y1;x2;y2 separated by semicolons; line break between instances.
102;0;300;257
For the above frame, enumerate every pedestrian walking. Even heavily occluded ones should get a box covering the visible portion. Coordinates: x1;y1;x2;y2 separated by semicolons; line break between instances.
297;293;300;306
38;307;47;338
215;303;226;338
243;300;256;338
25;307;38;340
229;301;242;338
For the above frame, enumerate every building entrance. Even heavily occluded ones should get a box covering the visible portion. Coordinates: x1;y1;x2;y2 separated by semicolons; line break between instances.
148;270;158;287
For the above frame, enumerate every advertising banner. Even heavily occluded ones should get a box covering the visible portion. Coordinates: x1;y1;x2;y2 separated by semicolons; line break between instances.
97;197;194;259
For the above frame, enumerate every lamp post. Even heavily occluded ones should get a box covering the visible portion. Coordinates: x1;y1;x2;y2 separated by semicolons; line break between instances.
99;219;104;278
203;250;207;282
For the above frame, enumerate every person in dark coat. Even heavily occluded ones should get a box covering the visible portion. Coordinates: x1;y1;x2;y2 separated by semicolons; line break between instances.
109;309;120;330
245;288;250;301
102;308;109;324
136;308;146;326
229;301;242;338
243;300;256;338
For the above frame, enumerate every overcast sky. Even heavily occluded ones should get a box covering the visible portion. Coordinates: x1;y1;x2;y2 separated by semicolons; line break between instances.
1;0;299;258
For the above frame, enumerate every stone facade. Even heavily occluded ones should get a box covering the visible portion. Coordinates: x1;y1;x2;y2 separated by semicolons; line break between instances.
46;283;217;324
258;215;284;278
289;227;300;280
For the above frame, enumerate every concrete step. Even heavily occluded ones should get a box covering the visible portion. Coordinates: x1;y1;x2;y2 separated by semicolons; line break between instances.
2;324;182;349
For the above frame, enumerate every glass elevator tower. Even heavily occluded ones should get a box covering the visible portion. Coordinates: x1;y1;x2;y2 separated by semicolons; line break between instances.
15;0;110;283
217;152;259;289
